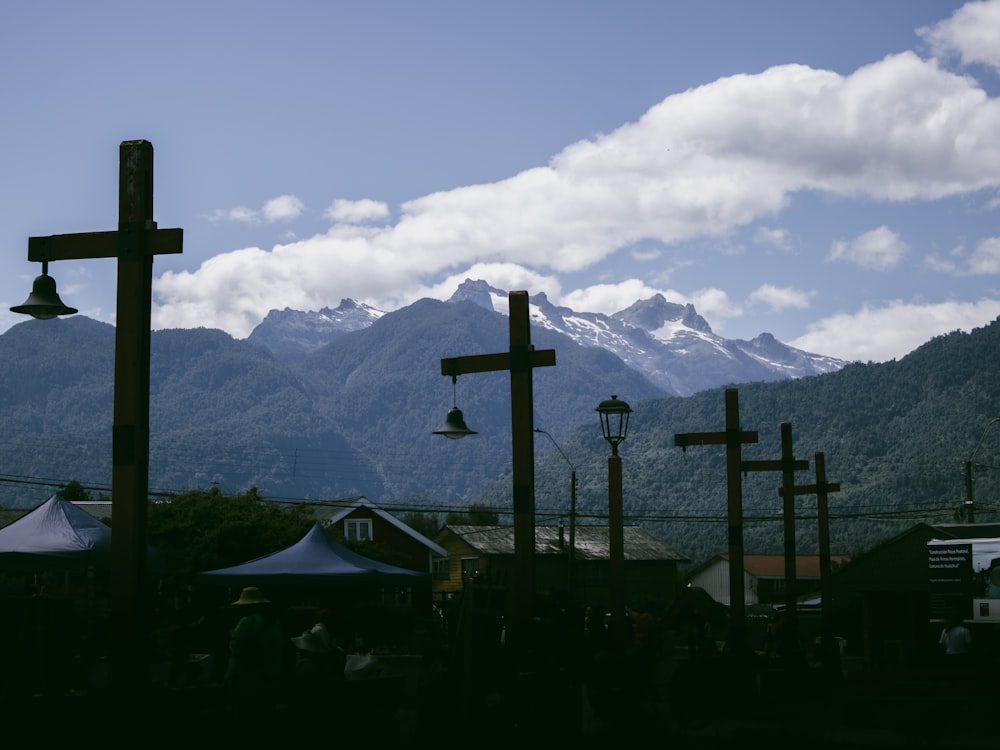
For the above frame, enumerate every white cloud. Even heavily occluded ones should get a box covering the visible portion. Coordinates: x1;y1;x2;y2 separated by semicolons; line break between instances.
919;0;1000;73
924;253;958;273
325;198;391;224
789;298;1000;362
207;195;304;224
631;247;662;262
562;280;671;316
829;226;908;270
968;237;1000;274
262;194;304;223
422;265;563;308
754;226;791;250
207;206;257;223
153;37;1000;337
748;284;813;312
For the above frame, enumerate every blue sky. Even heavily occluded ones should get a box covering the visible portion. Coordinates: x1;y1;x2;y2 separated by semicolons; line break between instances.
2;0;999;363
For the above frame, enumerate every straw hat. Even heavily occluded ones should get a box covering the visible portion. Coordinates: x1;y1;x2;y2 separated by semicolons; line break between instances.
231;586;270;606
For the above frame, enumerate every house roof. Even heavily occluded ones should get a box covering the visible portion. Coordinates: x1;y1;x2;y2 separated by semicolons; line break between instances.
439;524;688;562
686;553;851;580
726;553;851;578
321;496;448;557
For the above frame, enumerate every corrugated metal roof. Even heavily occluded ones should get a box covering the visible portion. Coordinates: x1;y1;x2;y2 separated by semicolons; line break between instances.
442;524;688;562
722;553;851;578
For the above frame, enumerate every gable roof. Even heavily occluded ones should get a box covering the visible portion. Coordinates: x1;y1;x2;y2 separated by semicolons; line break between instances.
439;524;688;562
294;496;447;557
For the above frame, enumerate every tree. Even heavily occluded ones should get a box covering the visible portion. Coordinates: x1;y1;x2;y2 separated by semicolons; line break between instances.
400;511;440;539
147;487;312;579
58;480;92;503
446;503;498;526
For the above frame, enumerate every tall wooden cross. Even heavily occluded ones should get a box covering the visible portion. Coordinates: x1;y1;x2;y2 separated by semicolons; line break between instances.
743;422;809;660
439;290;555;656
25;140;183;691
779;451;841;669
674;387;758;657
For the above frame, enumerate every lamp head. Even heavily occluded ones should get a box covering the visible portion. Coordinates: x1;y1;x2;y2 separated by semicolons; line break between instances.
11;267;78;320
433;406;477;440
596;394;632;454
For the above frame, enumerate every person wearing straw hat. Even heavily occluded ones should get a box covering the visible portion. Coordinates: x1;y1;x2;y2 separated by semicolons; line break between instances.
224;587;287;713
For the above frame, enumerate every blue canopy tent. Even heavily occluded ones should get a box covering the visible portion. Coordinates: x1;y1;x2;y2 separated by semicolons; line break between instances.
0;494;163;573
0;494;113;572
194;522;430;587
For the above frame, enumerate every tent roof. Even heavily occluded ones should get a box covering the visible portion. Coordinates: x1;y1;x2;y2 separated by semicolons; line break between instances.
0;494;112;571
194;522;430;587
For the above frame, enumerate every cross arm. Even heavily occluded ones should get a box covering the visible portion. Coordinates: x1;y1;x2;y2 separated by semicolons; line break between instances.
742;458;809;473
779;481;841;497
441;349;556;377
28;227;184;262
674;430;759;448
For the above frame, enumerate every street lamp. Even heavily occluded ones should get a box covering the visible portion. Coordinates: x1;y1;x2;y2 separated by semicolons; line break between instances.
534;427;577;600
432;376;477;439
596;395;631;649
965;417;1000;523
11;261;78;318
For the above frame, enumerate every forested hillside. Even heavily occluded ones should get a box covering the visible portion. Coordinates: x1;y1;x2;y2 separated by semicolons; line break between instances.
481;318;1000;567
2;304;999;570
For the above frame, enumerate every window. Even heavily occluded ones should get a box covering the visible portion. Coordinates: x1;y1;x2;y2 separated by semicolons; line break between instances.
461;557;479;580
433;557;450;580
344;518;372;541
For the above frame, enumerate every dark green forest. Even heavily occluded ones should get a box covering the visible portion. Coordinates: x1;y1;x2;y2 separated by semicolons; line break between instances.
1;304;999;569
485;320;1000;567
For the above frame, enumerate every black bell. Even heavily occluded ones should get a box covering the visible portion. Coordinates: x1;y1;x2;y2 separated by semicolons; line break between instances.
11;270;78;320
433;406;477;440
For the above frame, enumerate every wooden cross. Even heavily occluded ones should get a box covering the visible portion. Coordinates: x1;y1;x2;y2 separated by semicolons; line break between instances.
779;451;841;668
742;422;809;660
674;387;758;657
26;140;182;691
439;290;555;652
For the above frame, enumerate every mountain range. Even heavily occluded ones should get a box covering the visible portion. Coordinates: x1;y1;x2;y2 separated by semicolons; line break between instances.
248;279;845;397
3;279;997;567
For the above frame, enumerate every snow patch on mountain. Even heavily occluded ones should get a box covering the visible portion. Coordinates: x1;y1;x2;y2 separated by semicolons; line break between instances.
249;278;846;396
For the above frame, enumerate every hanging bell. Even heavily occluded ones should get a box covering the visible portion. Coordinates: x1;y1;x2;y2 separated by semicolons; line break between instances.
11;271;78;320
433;406;477;440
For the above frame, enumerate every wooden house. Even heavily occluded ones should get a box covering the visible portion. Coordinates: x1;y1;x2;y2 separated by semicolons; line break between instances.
686;553;851;607
432;523;688;609
320;496;448;577
831;521;1000;666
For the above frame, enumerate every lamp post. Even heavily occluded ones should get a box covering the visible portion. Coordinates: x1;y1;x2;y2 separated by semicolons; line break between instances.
596;395;631;650
11;140;182;696
435;290;556;660
965;416;1000;523
534;428;577;600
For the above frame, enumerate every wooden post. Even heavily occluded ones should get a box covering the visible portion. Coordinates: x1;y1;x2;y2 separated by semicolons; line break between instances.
439;291;556;660
743;422;809;661
780;451;841;670
26;140;183;693
674;387;758;658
